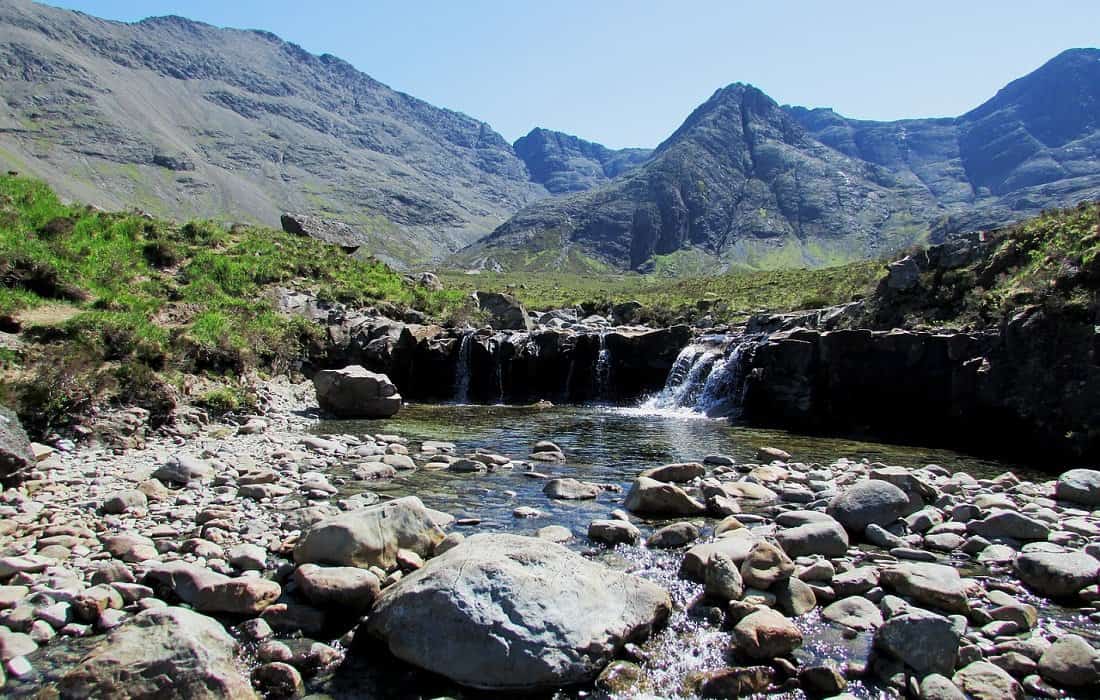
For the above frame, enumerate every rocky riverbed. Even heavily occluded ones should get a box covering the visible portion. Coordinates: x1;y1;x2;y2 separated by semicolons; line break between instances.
1;382;1099;699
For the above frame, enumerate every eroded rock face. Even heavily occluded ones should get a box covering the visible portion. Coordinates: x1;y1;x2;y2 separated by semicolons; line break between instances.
294;497;445;570
313;365;402;418
0;405;33;486
58;607;256;699
366;533;671;691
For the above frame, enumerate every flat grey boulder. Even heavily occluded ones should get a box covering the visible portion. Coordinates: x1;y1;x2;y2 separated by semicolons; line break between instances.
366;533;670;691
294;496;445;570
1056;469;1100;506
775;519;850;558
58;606;256;699
624;476;705;516
0;404;33;486
967;511;1050;542
313;365;402;418
880;562;973;613
827;479;911;533
1014;551;1100;598
875;610;960;677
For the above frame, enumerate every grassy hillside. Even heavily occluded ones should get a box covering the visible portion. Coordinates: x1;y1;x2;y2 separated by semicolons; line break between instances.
863;201;1100;329
441;261;884;324
0;175;466;435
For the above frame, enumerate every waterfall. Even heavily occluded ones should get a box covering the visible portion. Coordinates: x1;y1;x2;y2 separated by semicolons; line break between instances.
453;331;474;403
594;332;611;399
639;335;755;417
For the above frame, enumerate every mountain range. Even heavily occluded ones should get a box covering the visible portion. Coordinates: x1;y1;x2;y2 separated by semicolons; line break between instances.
1;0;1098;272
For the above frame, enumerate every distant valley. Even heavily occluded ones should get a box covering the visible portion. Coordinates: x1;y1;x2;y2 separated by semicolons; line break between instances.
1;0;1098;271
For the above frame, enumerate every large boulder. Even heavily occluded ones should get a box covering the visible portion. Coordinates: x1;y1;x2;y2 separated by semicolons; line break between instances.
475;291;533;331
280;212;365;253
58;607;256;699
313;365;402;418
880;562;973;614
1056;469;1100;506
624;476;705;516
294;497;446;570
1038;634;1100;688
875;611;961;677
1014;551;1100;598
366;533;670;691
827;479;911;533
0;405;33;486
732;609;803;660
775;519;849;558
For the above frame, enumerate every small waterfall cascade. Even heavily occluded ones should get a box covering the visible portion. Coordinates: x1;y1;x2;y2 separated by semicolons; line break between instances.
640;335;756;417
594;332;612;398
453;330;474;403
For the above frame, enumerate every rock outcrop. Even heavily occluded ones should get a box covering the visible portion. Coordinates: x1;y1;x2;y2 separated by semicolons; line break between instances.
312;365;402;418
0;405;34;486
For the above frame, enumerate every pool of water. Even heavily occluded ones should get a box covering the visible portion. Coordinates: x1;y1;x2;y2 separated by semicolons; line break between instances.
306;404;1070;699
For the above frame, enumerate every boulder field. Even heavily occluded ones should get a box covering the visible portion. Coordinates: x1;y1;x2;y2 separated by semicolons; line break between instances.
0;377;1098;698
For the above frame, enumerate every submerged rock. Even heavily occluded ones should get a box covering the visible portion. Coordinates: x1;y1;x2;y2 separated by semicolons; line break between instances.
366;533;670;691
58;607;256;699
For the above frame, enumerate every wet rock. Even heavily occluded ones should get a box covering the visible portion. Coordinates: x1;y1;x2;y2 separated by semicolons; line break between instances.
880;562;972;613
313;365;401;418
543;478;601;500
822;596;883;630
595;660;644;694
799;663;847;695
953;661;1024;700
732;608;802;660
366;533;671;691
536;525;573;543
58;607;256;699
695;666;775;696
704;553;744;601
776;520;849;558
293;564;380;612
1037;634;1100;688
251;662;303;698
588;519;641;546
646;522;700;549
875;611;960;676
639;462;705;483
756;447;791;462
293;496;445;570
827;479;911;533
1014;551;1100;598
624;476;705;516
740;541;795;589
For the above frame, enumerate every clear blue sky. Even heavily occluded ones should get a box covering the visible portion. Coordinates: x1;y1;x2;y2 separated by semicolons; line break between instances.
45;0;1100;149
